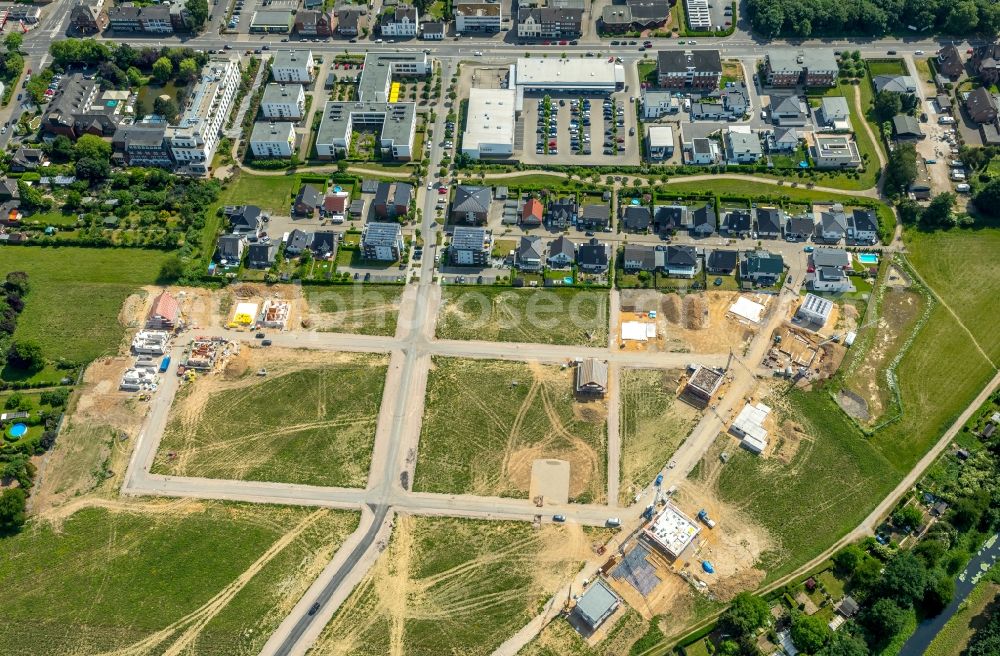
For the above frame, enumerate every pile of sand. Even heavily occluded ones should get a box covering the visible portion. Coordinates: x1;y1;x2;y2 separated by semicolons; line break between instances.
661;294;682;324
684;295;709;330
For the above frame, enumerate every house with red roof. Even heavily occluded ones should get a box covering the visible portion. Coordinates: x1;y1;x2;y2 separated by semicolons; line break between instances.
322;191;349;217
146;291;179;330
521;198;543;227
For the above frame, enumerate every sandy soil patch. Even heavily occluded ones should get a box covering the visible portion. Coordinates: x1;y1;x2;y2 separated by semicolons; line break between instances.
619;291;756;354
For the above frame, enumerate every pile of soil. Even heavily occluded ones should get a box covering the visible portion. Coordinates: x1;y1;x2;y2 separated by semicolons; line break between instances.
661;294;683;324
684;295;709;330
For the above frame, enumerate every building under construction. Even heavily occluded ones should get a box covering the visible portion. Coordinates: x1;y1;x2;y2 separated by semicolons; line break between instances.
681;364;725;408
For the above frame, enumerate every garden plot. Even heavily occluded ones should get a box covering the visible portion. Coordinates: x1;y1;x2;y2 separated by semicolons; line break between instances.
0;501;357;656
307;516;609;656
413;358;608;503
437;287;609;347
619;290;756;354
152;347;388;487
303;284;406;336
618;369;700;506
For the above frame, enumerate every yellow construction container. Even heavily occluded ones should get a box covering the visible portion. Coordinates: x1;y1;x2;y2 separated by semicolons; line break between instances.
389;82;401;103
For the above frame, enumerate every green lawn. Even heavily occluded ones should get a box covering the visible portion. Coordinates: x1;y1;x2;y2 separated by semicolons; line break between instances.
303;284;405;336
310;517;607;656
0;503;357;656
619;369;698;505
664;178;874;205
867;59;908;77
436;287;609;346
0;246;171;364
219;172;308;213
27;210;79;227
906;227;1000;362
708;389;898;582
414;358;608;503
153;356;388;487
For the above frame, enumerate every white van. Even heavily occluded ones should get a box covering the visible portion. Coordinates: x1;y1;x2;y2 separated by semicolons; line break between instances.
956;183;971;193
938;116;956;124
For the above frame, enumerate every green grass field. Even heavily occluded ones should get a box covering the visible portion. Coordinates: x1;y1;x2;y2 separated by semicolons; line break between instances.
303;285;405;336
0;246;171;364
618;369;698;505
906;227;1000;362
219;172;305;213
309;517;606;656
436;287;609;346
867;59;908;76
153;356;388;487
0;503;357;656
707;390;898;582
414;358;608;503
663;178;874;204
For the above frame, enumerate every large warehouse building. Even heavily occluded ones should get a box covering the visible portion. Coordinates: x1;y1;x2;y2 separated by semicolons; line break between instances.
513;58;624;110
462;88;517;159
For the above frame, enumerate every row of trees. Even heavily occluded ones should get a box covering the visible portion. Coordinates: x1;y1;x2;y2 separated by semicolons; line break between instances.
747;0;1000;38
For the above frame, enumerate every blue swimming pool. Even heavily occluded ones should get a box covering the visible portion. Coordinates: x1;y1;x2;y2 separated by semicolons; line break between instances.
857;254;879;265
8;423;27;439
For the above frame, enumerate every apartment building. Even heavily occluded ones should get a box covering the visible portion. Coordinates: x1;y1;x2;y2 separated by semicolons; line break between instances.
271;49;315;83
380;4;419;36
765;50;838;87
108;4;174;33
455;0;502;32
656;49;722;88
165;56;241;175
261;83;306;120
249;122;296;158
516;6;583;38
111;124;173;168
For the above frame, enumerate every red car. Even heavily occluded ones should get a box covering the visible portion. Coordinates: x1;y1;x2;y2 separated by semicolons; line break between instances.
559;40;568;45
438;187;448;194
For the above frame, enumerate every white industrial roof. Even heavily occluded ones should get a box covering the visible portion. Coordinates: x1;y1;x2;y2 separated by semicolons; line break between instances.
463;87;516;152
515;57;623;89
644;504;700;557
648;125;674;148
622;321;656;341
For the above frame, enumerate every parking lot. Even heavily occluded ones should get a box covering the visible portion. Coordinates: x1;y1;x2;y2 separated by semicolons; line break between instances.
518;92;641;166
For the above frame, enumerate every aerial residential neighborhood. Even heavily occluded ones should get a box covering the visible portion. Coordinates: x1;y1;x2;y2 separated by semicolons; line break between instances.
0;1;999;656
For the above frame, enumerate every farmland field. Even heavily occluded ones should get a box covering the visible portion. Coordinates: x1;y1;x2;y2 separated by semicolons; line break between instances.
308;516;608;656
0;246;171;364
414;358;608;503
0;502;357;656
153;351;388;487
303;284;405;336
436;287;609;346
618;369;699;505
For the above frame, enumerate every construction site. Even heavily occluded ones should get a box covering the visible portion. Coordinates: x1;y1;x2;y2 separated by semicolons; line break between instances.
618;291;765;354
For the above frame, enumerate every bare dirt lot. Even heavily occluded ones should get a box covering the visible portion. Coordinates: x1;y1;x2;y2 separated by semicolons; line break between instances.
414;358;608;503
619;290;758;354
152;347;389;487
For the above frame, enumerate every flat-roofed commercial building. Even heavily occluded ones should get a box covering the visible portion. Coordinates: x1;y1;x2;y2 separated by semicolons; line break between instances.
462;87;516;159
249;9;294;32
513;57;624;110
454;0;502;32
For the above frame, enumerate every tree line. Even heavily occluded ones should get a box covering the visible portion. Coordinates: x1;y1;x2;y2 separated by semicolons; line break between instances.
746;0;1000;38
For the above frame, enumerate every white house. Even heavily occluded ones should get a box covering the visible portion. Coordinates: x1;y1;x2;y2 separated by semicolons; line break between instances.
261;83;306;120
724;128;763;164
641;90;680;119
380;4;419;37
271;49;315;83
249;121;296;158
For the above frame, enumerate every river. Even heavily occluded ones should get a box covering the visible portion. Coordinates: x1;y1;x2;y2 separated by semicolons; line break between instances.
899;533;1000;655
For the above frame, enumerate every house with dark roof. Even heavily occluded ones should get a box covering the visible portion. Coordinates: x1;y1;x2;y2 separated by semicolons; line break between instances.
9;147;44;172
848;209;879;244
294;184;323;216
784;215;815;241
656;49;722;88
421;21;446;39
548;236;576;268
516;6;583;39
216;234;245;263
42;74;123;139
0;178;19;202
739;250;784;287
690;203;716;237
578;238;610;273
311;231;338;257
892;114;924;140
225;205;263;236
335;4;369;36
247;242;278;269
661;245;698;278
966;87;998;124
936;46;965;80
706;249;738;274
516;235;544;271
872;75;917;95
755;208;784;238
451;185;492;224
599;1;670;33
285;228;313;255
819;206;849;242
521;198;544;227
579;204;611;230
622;205;652;232
973;43;1000;85
721;209;752;237
294;9;334;36
623;243;656;272
653;205;687;234
770;95;809;127
450;226;492;266
373;181;413;219
547;197;577;228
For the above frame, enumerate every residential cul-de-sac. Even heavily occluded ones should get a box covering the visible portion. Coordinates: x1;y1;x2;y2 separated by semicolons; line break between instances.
0;1;999;655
